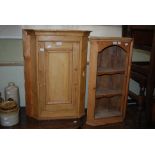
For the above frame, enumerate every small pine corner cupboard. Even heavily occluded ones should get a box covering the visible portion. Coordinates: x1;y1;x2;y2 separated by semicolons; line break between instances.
87;37;133;126
23;30;90;120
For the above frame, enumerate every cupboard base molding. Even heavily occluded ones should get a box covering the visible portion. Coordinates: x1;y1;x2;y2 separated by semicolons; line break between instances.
29;113;85;120
87;117;123;126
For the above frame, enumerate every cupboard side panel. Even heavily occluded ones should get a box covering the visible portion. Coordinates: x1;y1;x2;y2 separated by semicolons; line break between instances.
23;31;37;117
122;40;134;118
23;31;32;116
87;41;98;123
79;37;89;116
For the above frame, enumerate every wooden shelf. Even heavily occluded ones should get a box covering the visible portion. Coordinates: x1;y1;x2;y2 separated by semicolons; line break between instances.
97;67;125;76
96;89;122;98
95;108;121;119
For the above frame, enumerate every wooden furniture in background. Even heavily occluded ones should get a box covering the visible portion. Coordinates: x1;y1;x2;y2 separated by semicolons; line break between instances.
86;37;133;126
23;30;90;120
122;26;155;126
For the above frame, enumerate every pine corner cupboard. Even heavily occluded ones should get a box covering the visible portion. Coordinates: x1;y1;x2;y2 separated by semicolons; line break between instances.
87;37;133;126
23;30;90;120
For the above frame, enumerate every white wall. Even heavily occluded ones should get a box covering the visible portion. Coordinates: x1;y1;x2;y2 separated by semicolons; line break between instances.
0;25;22;39
132;48;150;62
129;48;150;95
0;66;25;106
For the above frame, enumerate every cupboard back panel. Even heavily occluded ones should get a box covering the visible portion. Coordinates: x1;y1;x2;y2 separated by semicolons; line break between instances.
96;74;124;91
95;96;122;119
97;45;126;70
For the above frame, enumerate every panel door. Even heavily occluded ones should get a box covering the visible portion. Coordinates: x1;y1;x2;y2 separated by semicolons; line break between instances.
37;41;80;118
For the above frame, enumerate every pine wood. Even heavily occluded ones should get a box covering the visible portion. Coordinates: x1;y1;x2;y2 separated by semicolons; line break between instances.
87;37;133;126
23;30;90;120
97;68;125;75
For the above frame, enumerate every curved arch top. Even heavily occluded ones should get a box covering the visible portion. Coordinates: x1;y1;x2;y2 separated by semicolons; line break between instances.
97;45;127;72
98;44;127;53
90;37;133;52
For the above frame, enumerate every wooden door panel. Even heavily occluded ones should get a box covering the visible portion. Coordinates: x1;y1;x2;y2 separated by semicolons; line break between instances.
46;51;72;105
37;41;80;117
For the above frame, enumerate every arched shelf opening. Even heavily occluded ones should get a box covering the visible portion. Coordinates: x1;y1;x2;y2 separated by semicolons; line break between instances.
97;45;127;75
94;45;127;119
99;44;127;53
